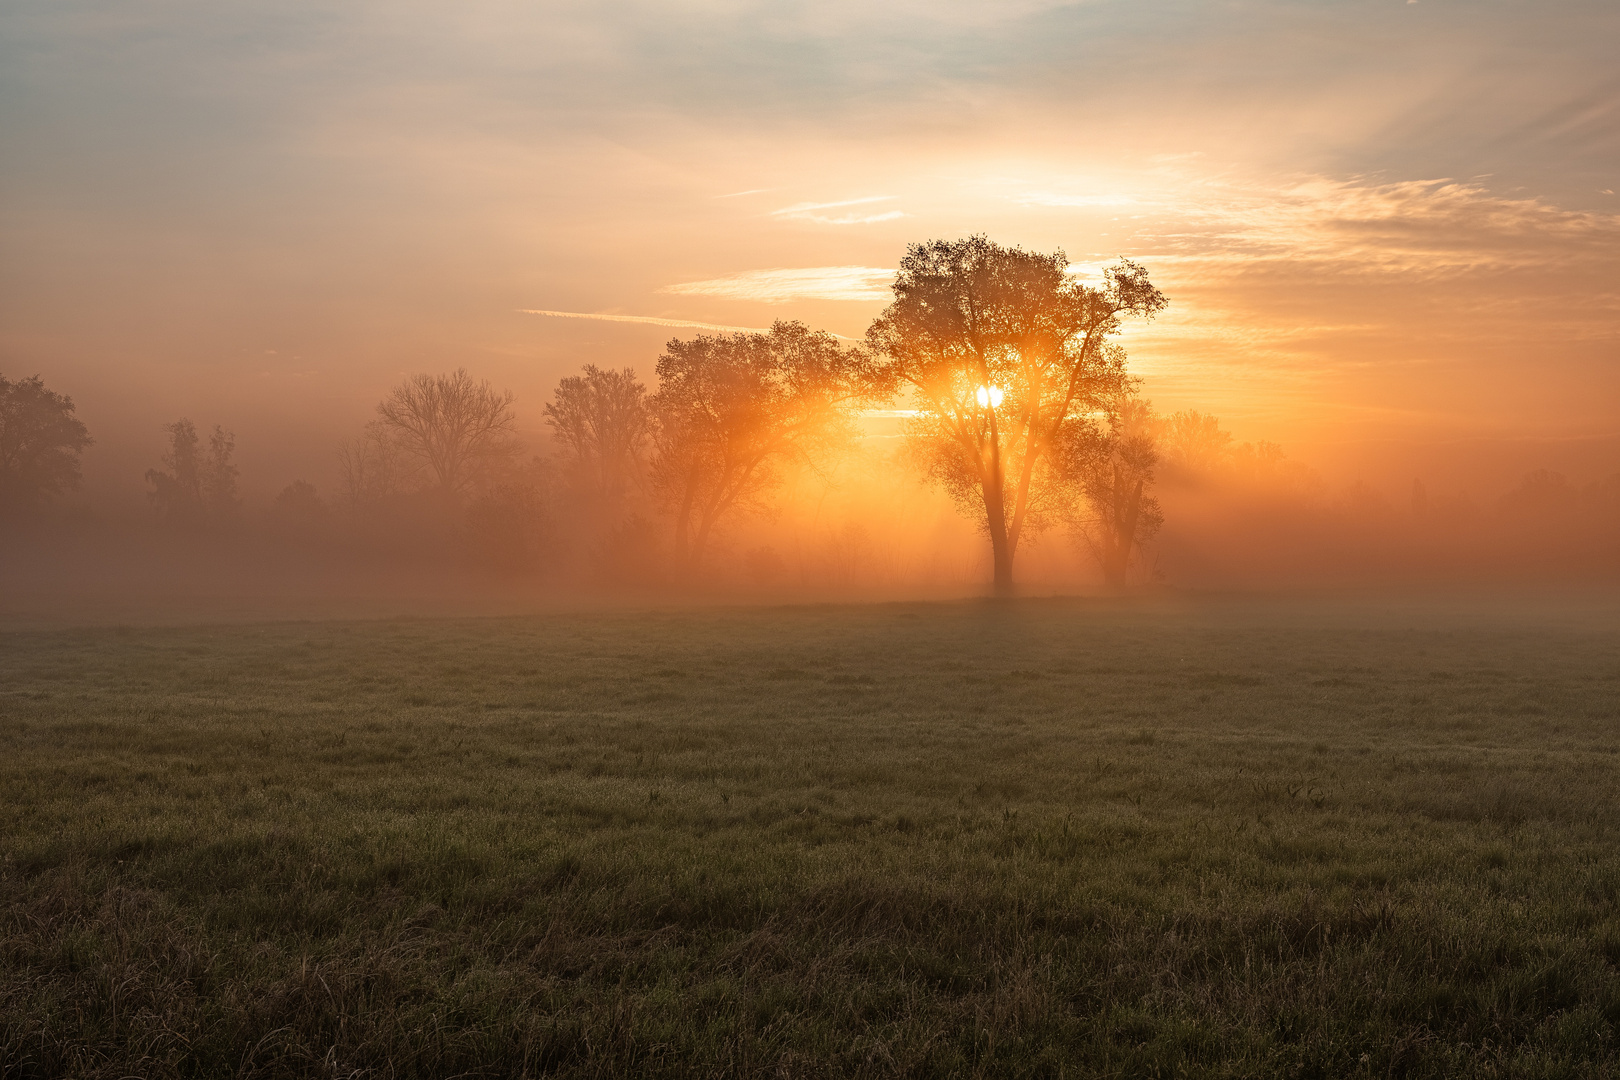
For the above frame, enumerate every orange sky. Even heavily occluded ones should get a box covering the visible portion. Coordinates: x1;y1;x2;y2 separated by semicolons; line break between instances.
2;0;1617;501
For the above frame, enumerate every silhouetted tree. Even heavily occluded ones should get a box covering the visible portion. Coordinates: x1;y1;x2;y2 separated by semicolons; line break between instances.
545;365;649;506
1060;395;1162;588
145;419;237;527
0;373;92;514
866;236;1165;592
650;321;882;571
1162;410;1233;474
376;369;521;498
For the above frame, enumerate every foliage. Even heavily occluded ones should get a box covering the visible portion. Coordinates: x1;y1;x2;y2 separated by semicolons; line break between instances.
0;373;92;513
545;365;650;506
866;236;1166;591
650;320;884;570
1060;395;1164;586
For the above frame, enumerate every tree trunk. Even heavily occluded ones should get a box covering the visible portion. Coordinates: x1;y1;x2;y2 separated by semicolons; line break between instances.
982;412;1015;595
984;482;1015;594
672;479;697;569
1102;469;1143;590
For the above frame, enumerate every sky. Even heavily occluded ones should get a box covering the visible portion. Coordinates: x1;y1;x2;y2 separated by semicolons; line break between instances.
2;0;1617;499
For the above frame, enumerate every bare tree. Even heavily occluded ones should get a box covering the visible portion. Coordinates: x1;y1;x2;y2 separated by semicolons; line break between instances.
650;321;882;571
545;365;649;505
866;236;1166;592
0;373;92;514
1061;395;1163;588
375;369;521;497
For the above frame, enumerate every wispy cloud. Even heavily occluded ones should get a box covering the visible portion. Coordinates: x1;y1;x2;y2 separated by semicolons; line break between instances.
771;196;905;225
1131;175;1620;279
662;266;895;303
518;310;774;333
716;188;772;198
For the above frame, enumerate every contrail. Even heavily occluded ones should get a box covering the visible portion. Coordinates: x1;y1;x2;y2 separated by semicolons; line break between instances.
518;310;774;334
519;309;859;341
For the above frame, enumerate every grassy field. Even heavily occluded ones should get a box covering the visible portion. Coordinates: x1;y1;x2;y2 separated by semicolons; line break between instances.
3;595;1619;1078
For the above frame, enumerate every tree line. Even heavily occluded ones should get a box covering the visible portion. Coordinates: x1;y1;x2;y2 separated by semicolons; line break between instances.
299;238;1173;590
6;235;1619;589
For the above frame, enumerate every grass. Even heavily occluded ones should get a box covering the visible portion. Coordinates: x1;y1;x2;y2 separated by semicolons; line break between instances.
2;595;1620;1077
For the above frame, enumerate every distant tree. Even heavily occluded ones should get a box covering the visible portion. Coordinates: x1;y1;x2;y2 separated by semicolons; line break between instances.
0;373;93;514
866;236;1165;592
1499;469;1578;517
145;419;237;527
1061;395;1163;588
375;369;521;498
274;479;323;513
336;420;419;506
273;479;327;521
1162;410;1233;474
545;365;649;506
202;425;239;512
465;459;553;572
650;321;883;571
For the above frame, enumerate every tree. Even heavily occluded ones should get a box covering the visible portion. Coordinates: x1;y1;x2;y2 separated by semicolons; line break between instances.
1161;410;1233;474
145;419;238;527
1061;395;1163;588
866;236;1166;592
375;369;521;498
0;373;93;514
545;365;649;506
649;320;882;571
336;420;420;506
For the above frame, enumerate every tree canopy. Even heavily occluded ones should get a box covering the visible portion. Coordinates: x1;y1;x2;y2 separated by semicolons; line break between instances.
0;373;92;514
650;320;883;569
376;369;521;498
865;236;1166;591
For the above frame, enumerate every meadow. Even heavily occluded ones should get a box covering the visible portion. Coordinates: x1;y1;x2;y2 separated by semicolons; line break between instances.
2;595;1619;1078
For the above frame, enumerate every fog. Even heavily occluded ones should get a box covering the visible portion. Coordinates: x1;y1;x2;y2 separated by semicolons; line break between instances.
4;357;1617;630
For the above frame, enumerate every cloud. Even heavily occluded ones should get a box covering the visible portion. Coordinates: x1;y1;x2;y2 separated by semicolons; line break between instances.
1137;175;1620;278
770;196;904;225
518;310;774;333
662;266;894;302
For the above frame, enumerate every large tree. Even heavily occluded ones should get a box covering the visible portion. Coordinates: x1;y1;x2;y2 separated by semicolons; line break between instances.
866;236;1166;591
0;374;92;514
376;369;521;498
650;321;882;571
